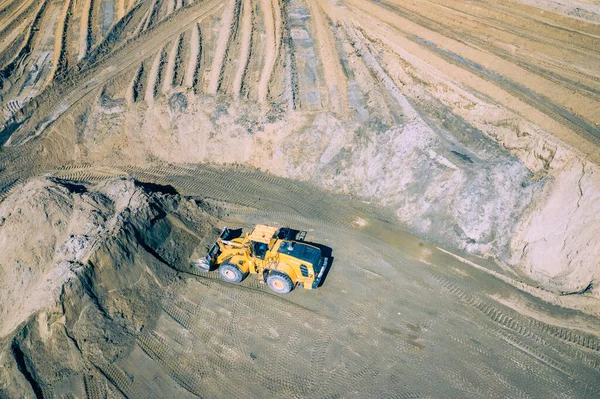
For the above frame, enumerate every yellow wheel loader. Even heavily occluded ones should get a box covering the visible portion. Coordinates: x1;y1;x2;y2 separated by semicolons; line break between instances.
190;225;329;294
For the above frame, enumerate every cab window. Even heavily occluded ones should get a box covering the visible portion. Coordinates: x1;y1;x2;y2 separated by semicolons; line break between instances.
252;241;268;259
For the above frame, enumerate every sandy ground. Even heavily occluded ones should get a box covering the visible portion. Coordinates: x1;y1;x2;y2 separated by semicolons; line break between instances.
0;0;600;396
1;169;600;398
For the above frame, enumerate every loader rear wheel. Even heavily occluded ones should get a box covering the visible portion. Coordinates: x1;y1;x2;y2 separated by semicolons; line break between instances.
219;262;247;283
267;272;294;294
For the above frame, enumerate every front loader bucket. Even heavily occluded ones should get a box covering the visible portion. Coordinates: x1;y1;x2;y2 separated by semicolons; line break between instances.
190;227;231;272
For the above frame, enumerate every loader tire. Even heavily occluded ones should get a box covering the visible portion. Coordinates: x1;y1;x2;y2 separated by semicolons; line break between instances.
267;272;294;294
219;262;247;283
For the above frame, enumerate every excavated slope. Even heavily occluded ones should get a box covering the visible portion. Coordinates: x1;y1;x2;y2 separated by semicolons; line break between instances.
0;2;599;304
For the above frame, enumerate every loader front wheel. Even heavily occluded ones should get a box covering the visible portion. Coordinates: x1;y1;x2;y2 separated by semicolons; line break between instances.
267;272;294;294
219;262;247;283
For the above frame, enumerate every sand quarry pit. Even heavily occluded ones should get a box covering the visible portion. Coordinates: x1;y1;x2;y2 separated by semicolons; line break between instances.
0;0;600;397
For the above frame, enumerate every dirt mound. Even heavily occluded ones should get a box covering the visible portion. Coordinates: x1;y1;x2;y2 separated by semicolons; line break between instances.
0;177;216;397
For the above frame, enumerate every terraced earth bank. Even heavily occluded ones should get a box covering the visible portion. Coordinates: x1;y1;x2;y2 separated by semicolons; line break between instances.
1;0;600;397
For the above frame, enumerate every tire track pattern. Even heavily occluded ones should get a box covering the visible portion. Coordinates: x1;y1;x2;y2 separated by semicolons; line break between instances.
19;163;600;397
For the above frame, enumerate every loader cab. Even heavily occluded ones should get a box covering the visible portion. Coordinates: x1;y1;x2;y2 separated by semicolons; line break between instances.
252;241;269;259
248;225;279;260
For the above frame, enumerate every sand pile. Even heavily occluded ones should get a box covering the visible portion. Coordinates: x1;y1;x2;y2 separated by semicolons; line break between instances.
0;177;215;397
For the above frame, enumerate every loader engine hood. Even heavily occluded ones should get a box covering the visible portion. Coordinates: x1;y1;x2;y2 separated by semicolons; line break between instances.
277;241;323;271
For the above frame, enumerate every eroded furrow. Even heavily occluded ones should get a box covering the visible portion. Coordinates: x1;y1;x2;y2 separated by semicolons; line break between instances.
257;0;279;106
145;47;167;104
162;33;183;94
231;0;252;99
184;22;202;89
207;0;239;95
78;0;93;61
306;0;348;115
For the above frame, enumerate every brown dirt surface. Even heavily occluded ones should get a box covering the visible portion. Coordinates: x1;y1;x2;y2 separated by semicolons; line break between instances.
1;0;600;397
2;169;600;398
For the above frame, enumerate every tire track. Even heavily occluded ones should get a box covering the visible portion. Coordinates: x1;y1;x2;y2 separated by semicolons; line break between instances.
342;22;430;127
442;307;579;395
142;0;160;33
177;168;347;226
0;0;36;34
412;35;600;146
7;0;223;147
410;0;600;97
13;0;62;98
480;0;600;42
100;361;146;399
425;286;586;394
0;0;48;83
83;375;105;399
500;331;576;378
161;300;197;334
132;1;153;36
379;0;600;88
6;161;599;395
498;330;600;397
415;0;600;60
125;164;351;227
527;318;600;353
447;335;530;397
0;178;21;203
0;18;30;59
0;0;38;58
411;0;600;98
52;169;127;182
162;288;262;398
427;270;600;372
136;330;204;396
430;273;548;344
